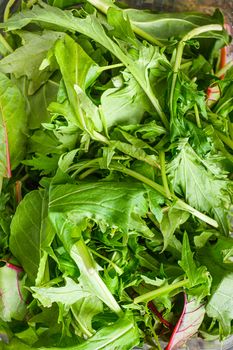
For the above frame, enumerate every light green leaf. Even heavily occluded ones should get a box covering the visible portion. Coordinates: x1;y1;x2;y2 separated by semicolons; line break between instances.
160;206;190;250
54;34;102;132
0;72;27;177
101;72;151;128
71;296;103;337
179;232;211;300
0;30;64;94
10;190;55;282
167;140;232;234
28;79;59;129
0;3;168;127
207;273;233;337
73;313;139;350
49;182;148;234
31;277;91;308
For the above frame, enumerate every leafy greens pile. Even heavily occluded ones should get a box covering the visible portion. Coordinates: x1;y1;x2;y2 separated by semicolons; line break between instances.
0;0;233;349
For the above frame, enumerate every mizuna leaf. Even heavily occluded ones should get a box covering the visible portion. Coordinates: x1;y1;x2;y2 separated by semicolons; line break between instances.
166;295;205;350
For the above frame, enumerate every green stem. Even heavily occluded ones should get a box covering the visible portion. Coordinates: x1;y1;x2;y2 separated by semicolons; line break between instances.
110;163;167;197
0;33;13;53
194;104;201;128
170;24;223;117
134;279;189;304
89;248;124;275
79;167;98;179
159;151;171;198
110;163;218;228
98;62;124;73
3;0;16;21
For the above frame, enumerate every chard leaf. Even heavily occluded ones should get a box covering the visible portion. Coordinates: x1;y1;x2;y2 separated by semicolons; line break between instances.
0;31;64;94
166;295;205;350
10;190;55;283
0;72;27;178
0;264;27;322
167;140;232;234
31;277;91;308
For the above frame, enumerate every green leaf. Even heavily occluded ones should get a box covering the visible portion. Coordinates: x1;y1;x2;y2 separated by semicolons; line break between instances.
28;80;59;129
0;3;168;127
206;273;233;337
167;140;232;234
198;237;233;336
71;296;103;337
101;72;151;128
0;264;27;322
0;72;27;177
72;313;139;350
49;182;148;234
31;277;91;307
179;232;211;300
160;205;190;250
53;34;102;133
0;31;64;94
124;8;225;45
10;190;55;282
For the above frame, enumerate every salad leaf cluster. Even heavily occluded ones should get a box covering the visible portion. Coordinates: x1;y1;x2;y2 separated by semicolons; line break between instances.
0;0;232;349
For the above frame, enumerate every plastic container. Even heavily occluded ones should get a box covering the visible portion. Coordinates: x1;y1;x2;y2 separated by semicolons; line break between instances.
125;1;233;349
